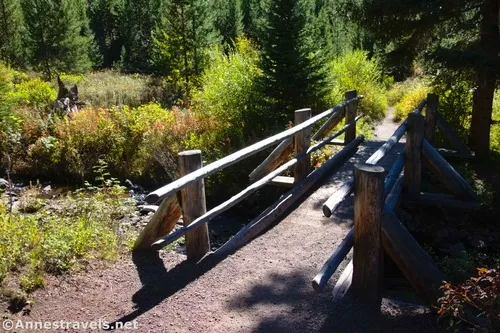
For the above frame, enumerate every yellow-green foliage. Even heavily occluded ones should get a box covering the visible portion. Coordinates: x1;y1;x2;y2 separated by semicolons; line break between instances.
77;71;151;108
327;50;388;121
192;38;264;147
12;101;214;184
7;78;56;108
0;184;132;292
491;91;500;153
392;78;429;122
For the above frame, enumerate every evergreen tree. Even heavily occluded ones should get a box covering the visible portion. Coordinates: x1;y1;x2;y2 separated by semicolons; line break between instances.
153;0;219;98
21;0;93;79
351;0;500;158
88;0;124;68
214;0;243;48
121;0;165;72
258;0;328;121
0;0;25;66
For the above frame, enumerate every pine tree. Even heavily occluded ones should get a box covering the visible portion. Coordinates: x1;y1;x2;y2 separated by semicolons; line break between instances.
88;0;124;68
0;0;25;66
121;0;165;72
153;0;219;98
351;0;500;158
258;0;328;121
214;0;243;48
21;0;93;78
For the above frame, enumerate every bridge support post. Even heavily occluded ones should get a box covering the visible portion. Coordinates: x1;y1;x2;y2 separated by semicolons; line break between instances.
404;113;425;197
353;164;384;307
178;150;210;261
425;93;439;142
294;108;312;182
344;90;357;144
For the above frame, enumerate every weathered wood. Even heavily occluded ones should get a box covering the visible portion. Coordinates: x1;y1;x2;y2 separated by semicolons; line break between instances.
133;194;181;250
311;108;345;141
152;124;363;250
214;136;365;258
145;97;362;204
332;260;353;301
381;210;443;305
353;164;384;305
312;167;404;293
436;148;475;160
404;113;425;197
425;93;438;142
422;139;478;200
248;138;293;182
344;90;358;144
294;108;312;182
436;113;472;155
385;175;404;212
323;122;408;218
312;229;354;292
402;192;481;210
384;154;404;196
179;150;210;260
270;176;294;188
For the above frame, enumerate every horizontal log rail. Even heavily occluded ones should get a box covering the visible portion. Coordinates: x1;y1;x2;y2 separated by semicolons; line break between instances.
145;96;363;204
152;116;364;250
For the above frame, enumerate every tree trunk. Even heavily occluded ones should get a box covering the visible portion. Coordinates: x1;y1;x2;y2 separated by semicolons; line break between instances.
468;0;500;159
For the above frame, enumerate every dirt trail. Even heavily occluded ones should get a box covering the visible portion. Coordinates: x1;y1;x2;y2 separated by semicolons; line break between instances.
374;107;401;141
7;111;445;332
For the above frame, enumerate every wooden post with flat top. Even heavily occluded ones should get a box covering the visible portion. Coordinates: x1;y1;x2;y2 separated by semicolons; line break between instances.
294;108;312;182
344;90;357;144
404;113;425;197
352;164;384;306
178;150;210;260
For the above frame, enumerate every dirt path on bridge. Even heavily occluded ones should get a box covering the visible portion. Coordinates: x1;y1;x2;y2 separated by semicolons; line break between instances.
374;107;401;141
5;110;446;332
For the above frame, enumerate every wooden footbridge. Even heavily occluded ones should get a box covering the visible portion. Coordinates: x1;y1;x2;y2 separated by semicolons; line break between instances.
133;91;479;309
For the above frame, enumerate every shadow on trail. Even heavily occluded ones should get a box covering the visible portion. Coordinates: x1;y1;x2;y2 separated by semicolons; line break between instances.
107;250;227;329
227;269;445;333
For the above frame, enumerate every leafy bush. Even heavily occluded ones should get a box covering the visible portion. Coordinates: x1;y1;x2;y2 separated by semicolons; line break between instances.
6;78;56;108
490;91;500;154
392;77;429;122
438;268;500;332
327;50;388;121
192;37;264;147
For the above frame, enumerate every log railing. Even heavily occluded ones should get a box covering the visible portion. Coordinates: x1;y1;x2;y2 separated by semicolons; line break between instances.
313;93;479;307
135;91;364;259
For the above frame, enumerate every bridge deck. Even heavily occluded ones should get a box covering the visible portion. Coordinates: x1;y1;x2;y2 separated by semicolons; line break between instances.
26;139;445;332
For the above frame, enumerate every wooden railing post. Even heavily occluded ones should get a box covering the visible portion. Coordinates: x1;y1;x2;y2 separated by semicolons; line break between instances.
425;93;438;142
404;113;425;197
344;90;357;144
353;164;384;306
294;108;312;182
178;150;210;260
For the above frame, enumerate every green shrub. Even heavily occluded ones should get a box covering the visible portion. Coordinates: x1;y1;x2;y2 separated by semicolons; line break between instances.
392;78;429;122
490;91;500;153
7;78;56;108
327;50;388;122
192;37;264;147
